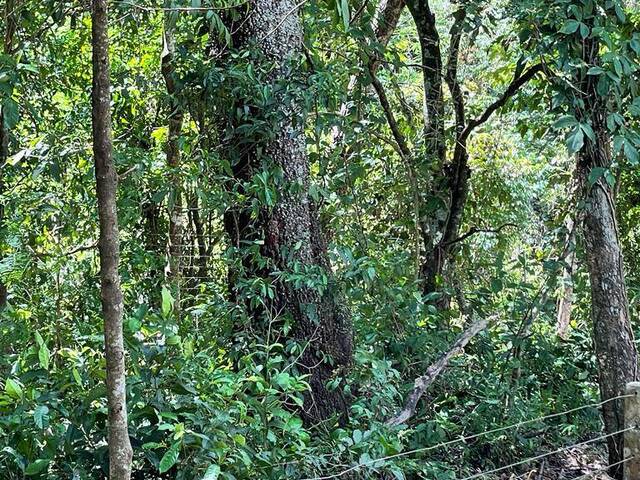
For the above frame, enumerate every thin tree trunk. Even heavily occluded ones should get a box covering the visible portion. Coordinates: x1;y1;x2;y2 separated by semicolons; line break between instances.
331;0;405;146
91;1;133;478
162;4;185;319
0;0;17;309
188;194;208;279
557;216;576;339
576;33;638;480
230;0;353;424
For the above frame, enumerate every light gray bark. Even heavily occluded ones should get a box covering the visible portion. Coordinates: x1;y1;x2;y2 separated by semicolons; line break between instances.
91;0;133;478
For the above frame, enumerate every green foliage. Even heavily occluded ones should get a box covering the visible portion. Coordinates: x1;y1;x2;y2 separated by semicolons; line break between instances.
0;0;638;479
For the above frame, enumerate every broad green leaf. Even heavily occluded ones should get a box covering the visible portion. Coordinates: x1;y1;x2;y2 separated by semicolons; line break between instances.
624;140;639;165
202;464;221;480
161;286;174;317
560;20;580;34
25;459;49;476
553;115;577;129
567;127;584;153
72;368;83;387
39;344;50;370
33;405;49;429
2;98;19;129
159;441;181;473
5;378;23;400
340;0;350;30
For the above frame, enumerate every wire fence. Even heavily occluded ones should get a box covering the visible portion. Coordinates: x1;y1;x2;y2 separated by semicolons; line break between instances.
301;393;636;480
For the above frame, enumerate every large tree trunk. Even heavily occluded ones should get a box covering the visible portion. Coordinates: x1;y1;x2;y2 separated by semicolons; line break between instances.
91;1;133;478
576;35;638;479
228;0;353;424
0;0;17;309
162;4;185;319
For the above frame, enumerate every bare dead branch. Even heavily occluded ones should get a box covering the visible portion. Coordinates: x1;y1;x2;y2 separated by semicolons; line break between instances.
386;316;492;426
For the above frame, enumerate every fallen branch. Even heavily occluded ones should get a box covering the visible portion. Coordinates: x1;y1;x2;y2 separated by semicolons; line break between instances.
386;316;492;426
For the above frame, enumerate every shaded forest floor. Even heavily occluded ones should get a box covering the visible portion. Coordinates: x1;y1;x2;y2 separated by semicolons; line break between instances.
501;445;610;480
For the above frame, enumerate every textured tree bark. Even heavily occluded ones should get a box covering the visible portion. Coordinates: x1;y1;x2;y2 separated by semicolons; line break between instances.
91;1;133;478
0;0;17;309
161;5;185;319
230;0;353;424
576;35;638;480
398;1;463;299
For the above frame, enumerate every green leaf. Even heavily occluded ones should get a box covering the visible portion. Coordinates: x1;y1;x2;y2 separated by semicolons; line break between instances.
202;464;221;480
25;459;49;476
2;98;19;129
161;286;174;317
159;441;181;473
340;0;350;30
33;405;49;429
72;368;83;387
624;140;639;165
553;115;577;129
560;20;580;34
39;343;50;370
580;123;595;142
5;378;23;400
587;66;605;75
567;127;584;153
579;22;589;39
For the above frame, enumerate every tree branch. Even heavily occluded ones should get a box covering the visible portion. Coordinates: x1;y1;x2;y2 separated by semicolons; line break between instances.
443;222;518;248
445;8;467;134
461;63;543;143
386;316;492;426
369;66;413;160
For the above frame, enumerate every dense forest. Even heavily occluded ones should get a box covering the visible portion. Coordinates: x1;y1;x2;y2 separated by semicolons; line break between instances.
1;0;640;479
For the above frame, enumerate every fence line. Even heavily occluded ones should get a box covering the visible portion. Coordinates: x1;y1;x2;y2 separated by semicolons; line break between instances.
569;456;635;480
510;455;635;480
456;427;632;480
302;394;634;480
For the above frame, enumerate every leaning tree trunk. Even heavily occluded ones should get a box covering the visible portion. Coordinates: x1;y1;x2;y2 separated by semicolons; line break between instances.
91;1;133;478
229;0;353;424
0;0;17;309
576;34;638;479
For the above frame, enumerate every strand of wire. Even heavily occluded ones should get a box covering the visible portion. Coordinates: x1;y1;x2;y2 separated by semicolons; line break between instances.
510;455;636;480
455;427;633;480
569;456;636;480
301;393;634;480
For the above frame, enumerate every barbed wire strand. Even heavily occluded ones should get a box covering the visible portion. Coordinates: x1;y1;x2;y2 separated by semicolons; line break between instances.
301;394;634;480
